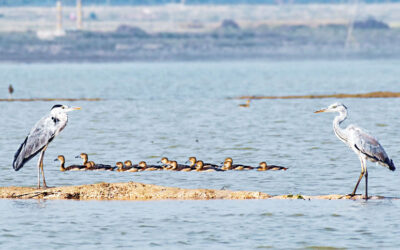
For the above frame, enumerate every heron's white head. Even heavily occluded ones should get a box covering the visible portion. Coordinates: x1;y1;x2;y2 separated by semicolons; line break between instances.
314;102;347;114
50;104;81;116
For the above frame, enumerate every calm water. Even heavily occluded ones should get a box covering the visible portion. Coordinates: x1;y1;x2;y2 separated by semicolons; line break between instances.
1;60;400;248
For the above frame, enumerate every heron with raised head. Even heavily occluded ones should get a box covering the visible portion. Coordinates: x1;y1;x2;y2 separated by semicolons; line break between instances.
13;104;81;188
315;102;395;199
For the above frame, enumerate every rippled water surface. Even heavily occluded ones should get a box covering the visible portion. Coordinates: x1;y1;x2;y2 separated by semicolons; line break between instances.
1;60;400;248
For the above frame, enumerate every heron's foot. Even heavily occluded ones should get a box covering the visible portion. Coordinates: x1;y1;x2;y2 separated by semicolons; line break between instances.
346;193;359;197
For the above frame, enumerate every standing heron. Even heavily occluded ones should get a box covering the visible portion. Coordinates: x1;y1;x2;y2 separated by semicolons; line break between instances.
315;102;395;199
13;104;81;188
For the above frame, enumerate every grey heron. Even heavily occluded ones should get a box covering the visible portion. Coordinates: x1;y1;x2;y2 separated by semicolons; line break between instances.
315;102;395;199
13;104;81;188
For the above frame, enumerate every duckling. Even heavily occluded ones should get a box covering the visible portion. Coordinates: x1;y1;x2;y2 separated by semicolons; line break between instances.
124;160;133;169
158;157;172;170
224;157;233;163
257;162;288;171
55;155;86;171
115;162;125;172
188;157;220;169
124;160;140;172
195;161;223;172
84;160;114;171
222;158;253;170
239;99;250;108
169;161;192;171
76;153;89;165
139;161;160;171
186;156;197;168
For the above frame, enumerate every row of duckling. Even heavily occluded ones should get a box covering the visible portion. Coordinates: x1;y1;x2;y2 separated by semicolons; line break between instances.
56;154;288;172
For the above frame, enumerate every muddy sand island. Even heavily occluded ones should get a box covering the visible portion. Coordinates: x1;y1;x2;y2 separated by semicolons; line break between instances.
0;182;386;201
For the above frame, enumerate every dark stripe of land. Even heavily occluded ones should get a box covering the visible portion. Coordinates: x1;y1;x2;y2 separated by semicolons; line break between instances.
234;91;400;100
0;98;102;102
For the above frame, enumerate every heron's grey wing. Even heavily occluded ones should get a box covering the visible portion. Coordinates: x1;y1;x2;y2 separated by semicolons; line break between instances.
348;125;394;170
13;116;58;171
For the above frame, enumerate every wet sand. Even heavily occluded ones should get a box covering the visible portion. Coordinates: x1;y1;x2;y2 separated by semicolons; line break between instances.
0;182;388;201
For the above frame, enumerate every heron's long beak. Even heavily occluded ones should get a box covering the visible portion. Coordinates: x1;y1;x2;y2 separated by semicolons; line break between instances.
314;109;326;113
72;107;81;110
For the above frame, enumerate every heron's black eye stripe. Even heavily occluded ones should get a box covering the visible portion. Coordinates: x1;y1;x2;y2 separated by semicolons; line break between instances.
51;104;63;110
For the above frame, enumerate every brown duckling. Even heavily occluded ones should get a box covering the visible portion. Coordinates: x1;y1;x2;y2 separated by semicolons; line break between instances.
169;161;192;171
159;157;172;169
124;160;133;169
139;161;160;171
186;156;197;168
222;158;253;170
239;99;250;108
194;157;220;169
55;155;86;171
124;160;140;172
76;153;89;165
188;157;220;169
85;160;114;171
115;162;125;172
195;161;223;172
257;162;288;171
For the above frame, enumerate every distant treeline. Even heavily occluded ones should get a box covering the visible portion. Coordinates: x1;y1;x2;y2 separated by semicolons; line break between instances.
1;0;399;6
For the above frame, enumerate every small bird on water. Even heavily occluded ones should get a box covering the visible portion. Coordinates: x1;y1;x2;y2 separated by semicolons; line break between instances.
8;84;14;99
315;102;395;199
239;99;251;108
13;104;81;188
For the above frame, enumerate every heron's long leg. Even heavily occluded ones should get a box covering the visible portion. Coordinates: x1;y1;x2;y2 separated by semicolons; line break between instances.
365;169;368;200
351;158;365;196
40;145;48;188
37;153;42;189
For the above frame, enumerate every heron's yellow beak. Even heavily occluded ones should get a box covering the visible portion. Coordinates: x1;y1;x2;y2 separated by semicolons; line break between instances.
72;107;81;110
314;109;326;113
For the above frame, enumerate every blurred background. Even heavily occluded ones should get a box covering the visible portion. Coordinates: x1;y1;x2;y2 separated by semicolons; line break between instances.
0;0;399;61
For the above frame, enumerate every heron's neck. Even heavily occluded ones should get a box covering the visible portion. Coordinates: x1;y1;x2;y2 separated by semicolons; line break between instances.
51;112;68;123
333;110;349;143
